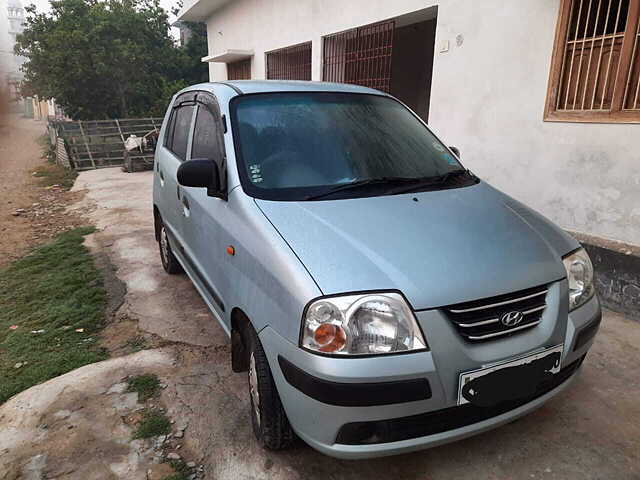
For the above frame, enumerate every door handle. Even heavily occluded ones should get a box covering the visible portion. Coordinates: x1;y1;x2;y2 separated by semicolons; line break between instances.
181;194;190;217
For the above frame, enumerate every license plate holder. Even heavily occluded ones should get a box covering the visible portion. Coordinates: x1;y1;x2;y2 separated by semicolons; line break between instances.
457;345;564;406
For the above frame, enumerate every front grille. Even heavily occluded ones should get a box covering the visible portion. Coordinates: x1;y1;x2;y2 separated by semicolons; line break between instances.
336;355;585;445
444;284;549;342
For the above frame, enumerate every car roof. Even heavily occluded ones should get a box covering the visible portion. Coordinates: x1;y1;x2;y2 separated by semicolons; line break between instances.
183;80;386;97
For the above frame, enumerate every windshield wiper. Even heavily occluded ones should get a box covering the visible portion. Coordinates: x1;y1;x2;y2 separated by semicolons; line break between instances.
385;169;473;195
304;171;475;200
304;177;419;200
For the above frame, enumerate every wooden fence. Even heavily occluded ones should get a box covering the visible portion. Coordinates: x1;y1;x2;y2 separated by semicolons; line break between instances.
49;117;163;171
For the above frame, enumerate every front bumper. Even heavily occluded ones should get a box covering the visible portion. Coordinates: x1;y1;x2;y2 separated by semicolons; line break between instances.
259;288;601;459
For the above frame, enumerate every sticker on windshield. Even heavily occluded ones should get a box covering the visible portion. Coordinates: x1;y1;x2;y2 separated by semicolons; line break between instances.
433;142;458;165
443;153;458;165
249;164;263;183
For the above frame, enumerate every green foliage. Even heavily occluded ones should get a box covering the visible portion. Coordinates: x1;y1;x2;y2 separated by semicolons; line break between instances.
0;227;107;404
133;409;171;439
127;373;160;401
125;334;147;352
176;21;209;85
37;134;56;163
32;163;78;190
165;459;192;480
148;78;188;117
15;0;208;119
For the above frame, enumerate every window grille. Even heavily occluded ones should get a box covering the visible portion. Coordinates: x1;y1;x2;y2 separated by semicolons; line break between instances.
322;21;395;93
227;59;251;80
546;0;640;122
266;42;312;80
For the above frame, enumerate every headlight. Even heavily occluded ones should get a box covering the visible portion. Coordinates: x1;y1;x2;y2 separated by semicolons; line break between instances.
562;248;595;311
301;292;427;356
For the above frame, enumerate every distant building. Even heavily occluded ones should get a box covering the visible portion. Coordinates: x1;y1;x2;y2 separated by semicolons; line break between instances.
2;0;26;95
173;20;193;47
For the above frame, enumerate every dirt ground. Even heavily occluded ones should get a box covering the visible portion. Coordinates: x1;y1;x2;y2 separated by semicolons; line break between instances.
0;126;639;479
0;115;46;263
0;114;85;267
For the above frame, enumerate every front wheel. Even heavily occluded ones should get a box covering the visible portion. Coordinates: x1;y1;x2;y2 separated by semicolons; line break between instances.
247;326;294;450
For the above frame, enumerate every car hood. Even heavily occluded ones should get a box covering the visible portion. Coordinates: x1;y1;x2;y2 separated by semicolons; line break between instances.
255;182;577;309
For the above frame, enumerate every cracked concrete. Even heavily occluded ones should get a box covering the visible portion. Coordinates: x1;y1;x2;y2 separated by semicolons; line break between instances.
1;168;639;479
71;169;223;348
0;349;175;479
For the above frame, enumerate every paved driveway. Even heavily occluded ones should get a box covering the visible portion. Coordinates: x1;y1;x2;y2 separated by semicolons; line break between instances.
74;169;640;479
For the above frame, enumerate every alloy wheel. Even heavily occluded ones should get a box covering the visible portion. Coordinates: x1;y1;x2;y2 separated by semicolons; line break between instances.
249;351;261;426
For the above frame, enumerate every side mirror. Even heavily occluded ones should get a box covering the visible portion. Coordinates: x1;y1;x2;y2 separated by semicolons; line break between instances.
177;159;223;198
449;146;461;158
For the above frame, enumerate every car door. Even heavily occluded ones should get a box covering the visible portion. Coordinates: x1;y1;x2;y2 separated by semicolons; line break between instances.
155;92;197;254
179;92;229;326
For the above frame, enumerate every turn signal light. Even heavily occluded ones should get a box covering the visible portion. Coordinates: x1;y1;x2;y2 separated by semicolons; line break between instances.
314;323;346;353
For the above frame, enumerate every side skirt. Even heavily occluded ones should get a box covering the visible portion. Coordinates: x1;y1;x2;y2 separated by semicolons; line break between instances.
165;228;230;337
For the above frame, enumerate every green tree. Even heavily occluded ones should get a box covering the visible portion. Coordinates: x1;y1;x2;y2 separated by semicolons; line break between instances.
171;0;208;86
176;21;208;85
15;0;206;119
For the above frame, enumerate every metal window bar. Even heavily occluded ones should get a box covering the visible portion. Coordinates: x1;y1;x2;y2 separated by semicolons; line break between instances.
556;1;577;109
599;0;625;109
581;0;603;108
572;0;594;108
322;20;394;92
227;59;251;80
590;0;616;108
623;14;640;108
266;42;312;80
558;0;632;111
562;0;584;109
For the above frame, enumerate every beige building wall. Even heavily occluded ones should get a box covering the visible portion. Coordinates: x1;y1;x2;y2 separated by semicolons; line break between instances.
428;0;639;246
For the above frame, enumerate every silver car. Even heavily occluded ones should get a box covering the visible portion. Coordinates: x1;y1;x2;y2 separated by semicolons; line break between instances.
152;81;601;459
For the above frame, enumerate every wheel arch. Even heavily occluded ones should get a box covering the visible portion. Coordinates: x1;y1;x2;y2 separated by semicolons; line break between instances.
231;307;253;372
153;205;161;242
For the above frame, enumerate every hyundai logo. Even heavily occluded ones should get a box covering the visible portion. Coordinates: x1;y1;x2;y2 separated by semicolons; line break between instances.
501;310;524;327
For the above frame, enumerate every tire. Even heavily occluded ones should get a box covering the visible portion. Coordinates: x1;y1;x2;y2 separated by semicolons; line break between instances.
246;326;294;450
158;220;183;274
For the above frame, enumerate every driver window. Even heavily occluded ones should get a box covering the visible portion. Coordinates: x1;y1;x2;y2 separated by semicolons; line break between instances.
190;95;227;192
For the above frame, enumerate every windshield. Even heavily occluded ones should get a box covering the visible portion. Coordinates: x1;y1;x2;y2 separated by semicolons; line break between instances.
231;92;472;201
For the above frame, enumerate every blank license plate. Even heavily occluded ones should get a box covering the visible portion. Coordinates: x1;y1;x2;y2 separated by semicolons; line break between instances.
457;345;564;406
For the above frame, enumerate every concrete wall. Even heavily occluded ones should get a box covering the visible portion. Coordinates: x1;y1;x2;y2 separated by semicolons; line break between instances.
429;0;639;246
204;0;440;81
198;0;639;246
